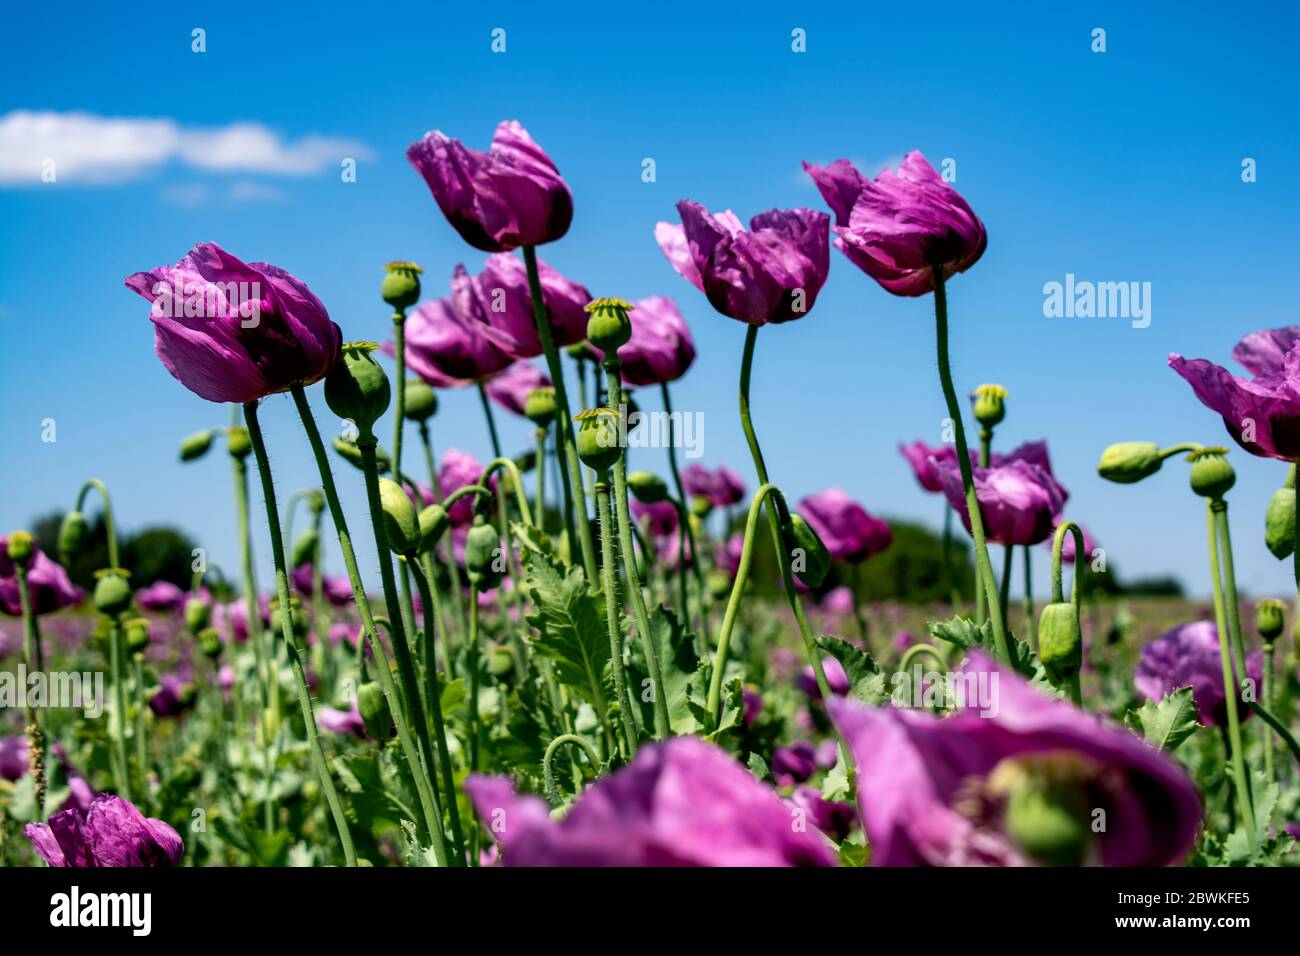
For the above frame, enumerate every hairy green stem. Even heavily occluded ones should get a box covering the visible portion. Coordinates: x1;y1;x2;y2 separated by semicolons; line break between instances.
542;733;601;807
595;477;638;755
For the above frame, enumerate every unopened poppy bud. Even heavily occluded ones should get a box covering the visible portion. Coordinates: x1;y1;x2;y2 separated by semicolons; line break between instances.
403;380;438;422
993;759;1090;867
487;645;514;677
184;597;211;633
1097;442;1162;484
381;260;423;310
226;425;252;459
1256;598;1286;642
325;343;391;439
306;490;325;516
1264;487;1295;559
783;514;830;588
198;626;223;659
1188;448;1235;500
585;297;634;352
465;517;504;590
418;504;450;552
574;408;622;472
93;569;132;617
4;530;34;566
124;617;152;654
291;529;320;568
332;437;391;474
179;430;214;462
971;384;1007;429
524;387;558;427
357;682;391;740
378;478;420;554
58;511;87;564
690;495;713;519
566;341;599;361
627;470;669;503
1037;602;1082;686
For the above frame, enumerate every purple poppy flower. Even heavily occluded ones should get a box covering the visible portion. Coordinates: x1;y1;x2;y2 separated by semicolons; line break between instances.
936;458;1067;547
773;740;820;785
467;737;836;866
148;674;196;719
291;562;353;607
124;242;341;404
318;700;366;738
830;652;1202;866
820;586;856;616
595;295;696;386
485;361;552;416
797;656;850;700
0;735;28;781
799;488;892;563
898;441;978;493
452;253;591;360
406;120;573;253
400;295;515;386
681;464;746;508
803;152;986;297
0;537;82;616
791;786;857;843
656;201;830;326
60;776;96;815
1169;326;1300;460
438;448;485;528
715;532;745;578
134;580;185;613
25;793;184;867
630;498;679;538
1135;621;1263;727
742;686;763;726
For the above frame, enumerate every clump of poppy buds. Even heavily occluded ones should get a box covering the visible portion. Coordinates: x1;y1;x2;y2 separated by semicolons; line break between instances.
1264;484;1295;559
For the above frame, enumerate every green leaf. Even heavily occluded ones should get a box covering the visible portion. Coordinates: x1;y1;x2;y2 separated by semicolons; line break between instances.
708;677;745;742
438;677;467;718
647;606;701;734
927;615;1038;678
523;550;611;706
1131;686;1199;751
511;521;556;563
747;752;770;781
816;635;889;705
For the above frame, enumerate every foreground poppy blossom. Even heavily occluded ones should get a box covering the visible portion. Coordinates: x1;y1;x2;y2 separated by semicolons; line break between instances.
595;295;696;386
803;151;986;297
466;737;835;866
798;488;892;563
452;254;591;359
406;120;573;253
831;652;1202;866
25;793;184;867
124;242;342;404
1135;621;1263;727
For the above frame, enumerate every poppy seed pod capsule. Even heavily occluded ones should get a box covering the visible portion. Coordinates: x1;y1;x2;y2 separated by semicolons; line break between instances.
93;569;132;617
179;430;214;462
418;504;451;553
198;626;223;659
381;260;423;311
1037;602;1082;686
465;517;505;590
574;407;623;472
124;617;151;654
291;529;320;568
58;511;88;564
783;514;831;588
4;530;34;566
1264;487;1295;559
524;386;558;427
357;681;391;740
325;343;391;440
1256;598;1286;642
585;297;635;353
225;425;252;459
184;597;211;634
993;760;1090;867
627;470;669;504
403;380;438;422
971;384;1007;429
378;478;420;554
1097;441;1162;484
1188;448;1235;500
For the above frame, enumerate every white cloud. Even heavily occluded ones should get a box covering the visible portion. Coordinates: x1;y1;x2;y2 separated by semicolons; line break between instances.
0;110;375;186
160;180;288;206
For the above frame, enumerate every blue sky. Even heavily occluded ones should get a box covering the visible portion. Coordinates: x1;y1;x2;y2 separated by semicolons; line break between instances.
2;1;1298;600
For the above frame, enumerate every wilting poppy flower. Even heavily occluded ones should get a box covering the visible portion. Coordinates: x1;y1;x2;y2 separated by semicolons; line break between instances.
798;488;892;563
406;120;573;253
831;652;1202;866
595;295;696;386
134;580;185;613
25;793;184;867
124;243;342;404
291;562;354;607
803;151;986;297
682;464;746;508
656;201;830;325
467;737;836;866
400;295;515;386
797;656;850;700
791;786;857;843
1135;621;1263;727
935;457;1067;547
1170;326;1300;461
0;735;27;781
485;361;552;416
452;254;591;360
439;449;486;527
0;537;81;616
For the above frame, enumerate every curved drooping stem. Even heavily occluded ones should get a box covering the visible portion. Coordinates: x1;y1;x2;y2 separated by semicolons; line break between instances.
1050;521;1087;706
1248;699;1300;769
74;478;120;570
242;400;357;867
931;269;1010;663
594;475;638;756
898;642;948;675
542;733;602;807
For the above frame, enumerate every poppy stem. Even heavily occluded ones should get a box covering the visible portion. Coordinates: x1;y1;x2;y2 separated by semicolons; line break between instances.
13;566;46;820
1023;545;1036;651
535;426;548;528
1211;502;1248;678
930;269;1010;663
661;382;708;634
594;476;639;756
416;420;467;657
242;400;357;867
74;478;120;570
522;245;598;581
391;309;407;479
542;733;601;807
998;545;1013;632
1262;640;1276;781
941;504;962;610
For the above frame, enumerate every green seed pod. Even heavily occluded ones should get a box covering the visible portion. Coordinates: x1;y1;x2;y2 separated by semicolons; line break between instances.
1037;602;1082;686
465;517;504;590
58;511;88;564
332;437;391;474
487;644;515;677
970;383;1007;429
184;597;211;634
418;504;451;553
403;380;438;422
179;430;214;462
627;470;669;503
1264;487;1295;559
198;626;223;659
225;426;252;460
124;617;152;654
357;682;391;740
378;478;420;554
585;297;634;352
999;766;1089;867
1188;448;1235;500
574;408;622;472
324;343;391;440
4;530;34;566
782;514;830;589
93;570;132;617
524;387;558;427
1256;598;1286;642
381;260;423;310
1097;441;1162;484
291;529;320;568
